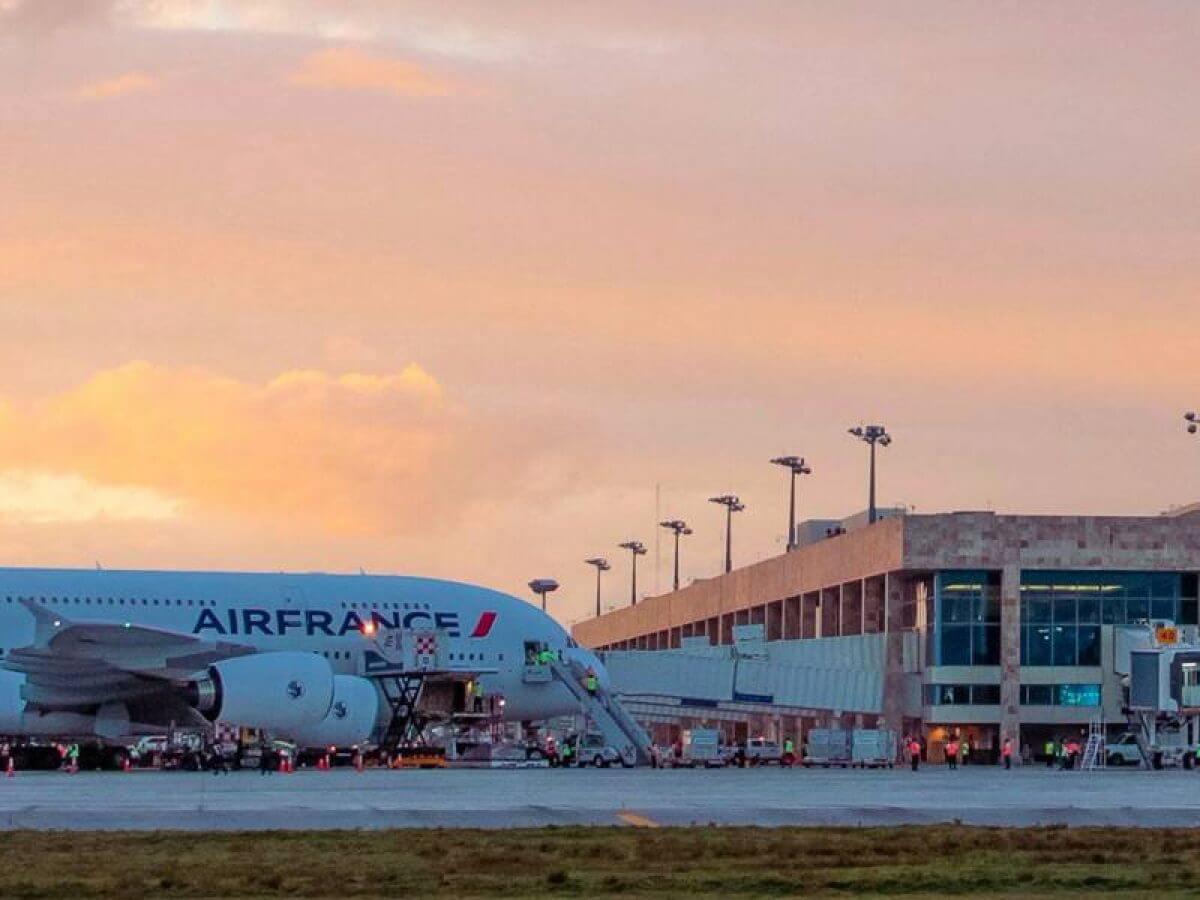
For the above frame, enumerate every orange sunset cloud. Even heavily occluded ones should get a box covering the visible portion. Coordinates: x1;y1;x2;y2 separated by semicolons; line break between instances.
288;46;463;97
0;362;541;536
73;71;159;101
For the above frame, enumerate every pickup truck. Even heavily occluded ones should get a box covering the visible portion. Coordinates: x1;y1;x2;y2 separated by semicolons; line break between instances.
574;733;623;768
1106;733;1144;767
743;737;784;766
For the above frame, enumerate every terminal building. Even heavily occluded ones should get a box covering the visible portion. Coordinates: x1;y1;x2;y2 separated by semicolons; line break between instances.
571;508;1200;762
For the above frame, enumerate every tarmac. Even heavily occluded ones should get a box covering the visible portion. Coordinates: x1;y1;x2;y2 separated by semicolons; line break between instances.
1;765;1199;830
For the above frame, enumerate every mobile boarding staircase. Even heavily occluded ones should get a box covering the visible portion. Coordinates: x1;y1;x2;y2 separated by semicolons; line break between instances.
549;658;654;766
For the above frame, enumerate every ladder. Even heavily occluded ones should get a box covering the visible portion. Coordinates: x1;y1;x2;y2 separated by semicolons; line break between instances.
1079;717;1106;771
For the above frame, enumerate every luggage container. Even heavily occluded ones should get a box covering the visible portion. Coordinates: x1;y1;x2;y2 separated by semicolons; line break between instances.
803;728;851;767
851;729;896;768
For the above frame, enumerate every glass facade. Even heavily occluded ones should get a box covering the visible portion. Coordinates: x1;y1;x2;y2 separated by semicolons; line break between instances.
1019;683;1101;706
926;684;1001;705
1021;571;1182;667
934;570;1001;666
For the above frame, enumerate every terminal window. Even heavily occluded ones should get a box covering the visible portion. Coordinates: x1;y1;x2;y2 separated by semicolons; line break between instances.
934;570;1001;666
1020;683;1101;706
925;683;1001;706
1021;571;1184;666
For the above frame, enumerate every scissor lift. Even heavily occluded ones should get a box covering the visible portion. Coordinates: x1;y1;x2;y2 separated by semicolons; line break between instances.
361;625;495;756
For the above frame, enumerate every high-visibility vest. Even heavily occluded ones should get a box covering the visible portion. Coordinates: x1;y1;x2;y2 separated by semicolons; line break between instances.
586;676;598;692
1044;741;1054;754
784;740;794;754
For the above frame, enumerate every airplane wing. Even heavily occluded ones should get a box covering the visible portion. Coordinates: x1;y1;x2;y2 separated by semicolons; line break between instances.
2;599;255;710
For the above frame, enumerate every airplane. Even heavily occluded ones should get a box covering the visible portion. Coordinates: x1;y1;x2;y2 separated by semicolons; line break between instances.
0;567;619;752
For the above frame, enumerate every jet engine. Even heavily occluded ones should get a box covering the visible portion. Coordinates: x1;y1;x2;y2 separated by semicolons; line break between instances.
188;652;334;733
287;675;383;748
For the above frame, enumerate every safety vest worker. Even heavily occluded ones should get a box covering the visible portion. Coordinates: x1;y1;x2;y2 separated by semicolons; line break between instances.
585;671;598;695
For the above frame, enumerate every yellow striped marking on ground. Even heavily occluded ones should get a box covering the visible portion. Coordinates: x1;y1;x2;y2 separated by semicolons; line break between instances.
616;811;661;828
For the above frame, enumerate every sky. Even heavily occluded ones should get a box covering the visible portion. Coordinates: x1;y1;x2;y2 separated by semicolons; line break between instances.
0;1;1197;626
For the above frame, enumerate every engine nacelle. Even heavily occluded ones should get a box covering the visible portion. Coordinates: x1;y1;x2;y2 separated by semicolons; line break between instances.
189;652;333;733
287;675;383;749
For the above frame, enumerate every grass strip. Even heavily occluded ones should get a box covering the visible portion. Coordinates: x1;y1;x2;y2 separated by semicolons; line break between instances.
0;825;1196;898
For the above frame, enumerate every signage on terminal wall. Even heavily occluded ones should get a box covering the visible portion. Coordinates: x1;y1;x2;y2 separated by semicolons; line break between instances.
1157;626;1179;646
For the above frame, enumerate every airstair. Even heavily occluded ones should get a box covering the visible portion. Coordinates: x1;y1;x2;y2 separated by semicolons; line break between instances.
549;658;653;766
1079;717;1106;771
1127;709;1156;769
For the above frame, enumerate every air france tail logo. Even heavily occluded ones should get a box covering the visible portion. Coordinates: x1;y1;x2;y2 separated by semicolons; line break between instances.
469;611;497;638
191;607;497;639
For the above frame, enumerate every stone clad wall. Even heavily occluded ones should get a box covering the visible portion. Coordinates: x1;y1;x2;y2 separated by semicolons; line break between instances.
903;511;1200;571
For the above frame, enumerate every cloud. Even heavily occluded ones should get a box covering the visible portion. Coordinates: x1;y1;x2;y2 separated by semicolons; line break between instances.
0;361;550;537
73;70;158;101
0;470;179;524
288;46;462;98
0;0;113;33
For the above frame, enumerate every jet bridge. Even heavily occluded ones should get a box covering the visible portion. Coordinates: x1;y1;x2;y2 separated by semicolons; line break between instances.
1119;623;1200;768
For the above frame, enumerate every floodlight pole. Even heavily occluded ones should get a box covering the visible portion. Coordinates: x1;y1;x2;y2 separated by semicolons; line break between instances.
659;520;691;591
618;541;647;606
528;578;559;614
771;456;812;551
708;495;745;574
848;424;892;524
584;558;610;618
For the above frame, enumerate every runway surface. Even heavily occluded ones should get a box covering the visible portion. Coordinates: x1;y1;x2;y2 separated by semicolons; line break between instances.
1;765;1198;830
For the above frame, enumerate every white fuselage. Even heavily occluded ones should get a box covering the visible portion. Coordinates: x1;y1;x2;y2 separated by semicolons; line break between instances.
0;568;601;737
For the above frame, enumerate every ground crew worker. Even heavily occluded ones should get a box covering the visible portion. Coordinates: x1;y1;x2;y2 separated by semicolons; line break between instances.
67;743;80;774
538;647;555;665
945;737;959;770
1044;738;1056;767
783;737;795;767
960;737;970;766
474;681;485;713
1002;738;1014;770
908;736;921;772
585;668;598;696
561;738;573;767
259;743;274;775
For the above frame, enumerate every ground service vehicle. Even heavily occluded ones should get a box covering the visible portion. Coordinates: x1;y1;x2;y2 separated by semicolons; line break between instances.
678;729;725;768
575;733;622;768
1106;733;1144;766
744;737;783;765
